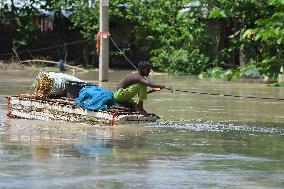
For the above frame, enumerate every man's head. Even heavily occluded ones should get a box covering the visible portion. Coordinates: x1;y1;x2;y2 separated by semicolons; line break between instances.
138;61;151;77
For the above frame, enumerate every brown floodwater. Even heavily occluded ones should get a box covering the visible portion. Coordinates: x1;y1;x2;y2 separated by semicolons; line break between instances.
0;67;284;189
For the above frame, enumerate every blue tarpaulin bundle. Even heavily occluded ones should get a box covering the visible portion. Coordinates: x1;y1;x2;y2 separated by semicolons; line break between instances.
75;86;115;111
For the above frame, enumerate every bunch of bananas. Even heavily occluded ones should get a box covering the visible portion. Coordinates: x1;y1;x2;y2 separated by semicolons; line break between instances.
34;73;54;97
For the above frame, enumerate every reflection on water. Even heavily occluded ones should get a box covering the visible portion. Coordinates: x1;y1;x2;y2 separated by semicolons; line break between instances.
1;118;284;189
0;68;284;189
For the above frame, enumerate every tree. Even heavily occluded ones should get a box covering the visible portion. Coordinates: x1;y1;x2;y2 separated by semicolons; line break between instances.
246;0;284;78
0;0;41;47
1;0;283;77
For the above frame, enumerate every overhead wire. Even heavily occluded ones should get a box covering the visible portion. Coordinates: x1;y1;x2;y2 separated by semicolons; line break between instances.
0;39;91;57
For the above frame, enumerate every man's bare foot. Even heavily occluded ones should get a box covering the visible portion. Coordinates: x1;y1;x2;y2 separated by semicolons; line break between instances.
136;108;149;116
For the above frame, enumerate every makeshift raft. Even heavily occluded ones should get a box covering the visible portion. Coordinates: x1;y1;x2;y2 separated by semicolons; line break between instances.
7;94;159;125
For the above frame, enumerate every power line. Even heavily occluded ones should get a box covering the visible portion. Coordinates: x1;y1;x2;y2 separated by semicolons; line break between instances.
0;39;92;57
0;33;138;71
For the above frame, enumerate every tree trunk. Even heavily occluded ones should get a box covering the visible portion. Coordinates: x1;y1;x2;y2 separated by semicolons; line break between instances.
239;31;245;66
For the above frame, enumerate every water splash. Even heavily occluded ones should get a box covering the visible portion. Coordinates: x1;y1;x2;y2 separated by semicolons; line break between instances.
148;121;284;135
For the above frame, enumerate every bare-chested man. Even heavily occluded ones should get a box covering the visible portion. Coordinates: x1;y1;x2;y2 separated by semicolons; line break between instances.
114;61;166;116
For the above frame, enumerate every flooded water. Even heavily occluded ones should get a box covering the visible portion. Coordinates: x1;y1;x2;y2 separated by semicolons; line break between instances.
0;67;284;189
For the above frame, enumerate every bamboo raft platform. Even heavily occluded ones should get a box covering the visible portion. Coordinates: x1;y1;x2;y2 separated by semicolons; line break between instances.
7;94;159;125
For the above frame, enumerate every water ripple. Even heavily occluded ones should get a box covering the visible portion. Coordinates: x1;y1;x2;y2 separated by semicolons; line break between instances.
149;121;284;134
189;153;274;162
0;108;7;128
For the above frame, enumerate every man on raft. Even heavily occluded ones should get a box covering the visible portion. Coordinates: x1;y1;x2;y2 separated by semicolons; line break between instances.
114;61;169;116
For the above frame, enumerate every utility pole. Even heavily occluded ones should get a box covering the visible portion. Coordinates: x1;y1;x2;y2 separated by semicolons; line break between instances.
99;0;109;81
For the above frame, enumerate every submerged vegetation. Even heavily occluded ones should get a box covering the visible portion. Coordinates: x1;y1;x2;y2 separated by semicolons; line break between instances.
199;63;261;81
0;0;283;81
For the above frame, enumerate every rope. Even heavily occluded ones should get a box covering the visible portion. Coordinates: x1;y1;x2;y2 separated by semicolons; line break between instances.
109;35;138;71
168;88;284;101
107;33;284;102
1;32;138;70
2;33;281;101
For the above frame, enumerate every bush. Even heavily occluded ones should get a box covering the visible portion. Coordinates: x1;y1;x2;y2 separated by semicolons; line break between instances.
151;48;210;74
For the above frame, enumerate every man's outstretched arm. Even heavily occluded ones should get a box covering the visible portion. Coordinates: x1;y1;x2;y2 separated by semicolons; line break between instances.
138;76;165;89
147;88;161;94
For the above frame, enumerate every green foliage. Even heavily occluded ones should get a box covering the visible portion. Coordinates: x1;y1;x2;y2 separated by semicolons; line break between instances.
48;0;209;73
199;63;262;80
258;56;281;79
151;48;209;74
240;0;284;78
254;12;284;45
270;82;284;87
199;67;240;81
1;1;40;47
2;0;284;78
47;0;99;39
119;0;211;74
239;62;261;78
200;0;284;79
208;10;227;19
